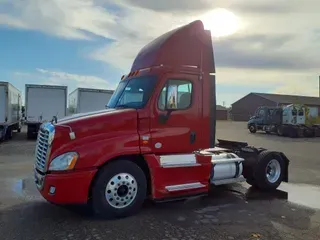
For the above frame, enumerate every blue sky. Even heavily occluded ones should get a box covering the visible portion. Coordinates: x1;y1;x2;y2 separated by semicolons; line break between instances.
0;0;319;107
0;26;120;101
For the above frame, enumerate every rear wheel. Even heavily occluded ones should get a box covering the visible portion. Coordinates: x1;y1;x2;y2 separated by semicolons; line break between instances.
5;127;13;140
276;126;283;136
91;160;147;219
247;151;285;190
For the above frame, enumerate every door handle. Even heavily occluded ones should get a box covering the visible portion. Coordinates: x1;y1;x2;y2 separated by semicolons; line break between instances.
190;131;196;144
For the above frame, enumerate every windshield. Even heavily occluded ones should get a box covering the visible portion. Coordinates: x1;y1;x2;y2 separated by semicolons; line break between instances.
107;75;158;109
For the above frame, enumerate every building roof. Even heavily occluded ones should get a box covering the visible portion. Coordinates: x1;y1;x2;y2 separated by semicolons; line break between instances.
216;105;227;110
252;92;320;106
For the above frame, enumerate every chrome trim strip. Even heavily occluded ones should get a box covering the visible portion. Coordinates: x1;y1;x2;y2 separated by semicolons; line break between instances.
162;163;201;168
165;182;206;192
211;158;244;164
160;154;197;167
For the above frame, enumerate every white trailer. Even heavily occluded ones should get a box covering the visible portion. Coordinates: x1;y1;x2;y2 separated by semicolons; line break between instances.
68;88;114;114
25;84;67;138
0;82;22;141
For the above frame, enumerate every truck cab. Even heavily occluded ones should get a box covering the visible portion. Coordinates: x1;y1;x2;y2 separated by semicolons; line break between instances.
248;104;309;136
247;106;281;133
33;20;289;219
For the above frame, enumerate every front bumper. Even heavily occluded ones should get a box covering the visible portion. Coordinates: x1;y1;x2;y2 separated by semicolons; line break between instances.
34;168;98;204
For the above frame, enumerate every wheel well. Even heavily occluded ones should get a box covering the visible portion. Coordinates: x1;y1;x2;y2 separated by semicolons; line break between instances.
88;154;152;201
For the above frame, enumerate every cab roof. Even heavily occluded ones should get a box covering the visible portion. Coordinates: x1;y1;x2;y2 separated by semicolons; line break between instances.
130;20;215;74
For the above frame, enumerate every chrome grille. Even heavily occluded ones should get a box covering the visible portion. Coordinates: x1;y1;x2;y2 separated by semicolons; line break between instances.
35;123;53;172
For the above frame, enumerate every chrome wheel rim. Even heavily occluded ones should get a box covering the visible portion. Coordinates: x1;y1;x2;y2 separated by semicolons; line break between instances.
105;173;138;209
266;159;281;183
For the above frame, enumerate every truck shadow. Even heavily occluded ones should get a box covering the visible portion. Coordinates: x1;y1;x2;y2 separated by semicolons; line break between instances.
0;183;319;239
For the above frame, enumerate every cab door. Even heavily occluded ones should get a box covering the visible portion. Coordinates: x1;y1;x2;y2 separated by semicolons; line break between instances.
149;72;205;154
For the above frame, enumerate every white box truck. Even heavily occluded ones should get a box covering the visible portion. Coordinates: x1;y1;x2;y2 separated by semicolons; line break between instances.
0;82;22;141
25;84;67;138
68;88;114;114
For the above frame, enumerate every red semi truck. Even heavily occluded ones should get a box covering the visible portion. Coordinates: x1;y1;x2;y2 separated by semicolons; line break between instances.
34;20;289;218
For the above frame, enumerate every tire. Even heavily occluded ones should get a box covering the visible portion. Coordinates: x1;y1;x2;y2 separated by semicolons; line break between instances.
5;127;13;140
296;127;304;138
247;151;285;191
91;160;147;219
249;125;256;133
27;126;34;139
303;127;314;138
276;126;283;136
27;131;33;139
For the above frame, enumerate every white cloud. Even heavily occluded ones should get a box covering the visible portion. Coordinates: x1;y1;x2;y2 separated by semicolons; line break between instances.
35;68;116;90
216;67;319;106
0;0;118;40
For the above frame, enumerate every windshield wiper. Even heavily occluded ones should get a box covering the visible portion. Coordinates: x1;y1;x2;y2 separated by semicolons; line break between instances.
115;104;132;109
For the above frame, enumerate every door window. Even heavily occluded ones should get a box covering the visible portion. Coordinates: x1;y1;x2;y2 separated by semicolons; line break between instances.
258;109;265;117
298;110;304;116
158;79;192;111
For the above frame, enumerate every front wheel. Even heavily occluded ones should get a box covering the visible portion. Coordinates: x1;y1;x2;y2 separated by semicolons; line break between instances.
249;125;256;133
247;151;285;190
91;160;147;219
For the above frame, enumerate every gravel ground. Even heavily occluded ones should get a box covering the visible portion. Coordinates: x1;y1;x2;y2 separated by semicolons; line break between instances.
0;122;320;240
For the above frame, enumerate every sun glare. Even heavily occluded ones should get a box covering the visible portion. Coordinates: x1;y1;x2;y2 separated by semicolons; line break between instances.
201;8;240;37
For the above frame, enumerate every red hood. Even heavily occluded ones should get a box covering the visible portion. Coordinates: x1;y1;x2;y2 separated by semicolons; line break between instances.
50;108;138;158
57;108;120;125
56;108;137;132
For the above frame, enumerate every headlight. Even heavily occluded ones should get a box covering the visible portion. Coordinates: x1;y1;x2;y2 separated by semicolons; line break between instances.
48;152;79;171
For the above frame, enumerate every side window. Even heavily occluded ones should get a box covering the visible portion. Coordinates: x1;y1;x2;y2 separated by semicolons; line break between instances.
158;79;192;110
282;109;288;116
292;109;297;116
258;109;265;117
298;110;304;116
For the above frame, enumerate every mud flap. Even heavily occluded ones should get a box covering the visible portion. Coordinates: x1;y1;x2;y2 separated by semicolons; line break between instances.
278;152;289;182
0;126;8;141
0;127;3;141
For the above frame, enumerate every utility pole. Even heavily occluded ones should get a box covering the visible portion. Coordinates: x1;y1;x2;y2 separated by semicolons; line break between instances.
319;75;320;97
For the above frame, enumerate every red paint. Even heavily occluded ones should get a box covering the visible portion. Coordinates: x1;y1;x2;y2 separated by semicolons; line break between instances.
144;154;212;199
131;20;215;73
50;109;140;169
39;169;97;204
38;20;218;204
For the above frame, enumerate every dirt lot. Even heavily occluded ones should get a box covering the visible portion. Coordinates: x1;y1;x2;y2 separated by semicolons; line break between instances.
0;121;320;240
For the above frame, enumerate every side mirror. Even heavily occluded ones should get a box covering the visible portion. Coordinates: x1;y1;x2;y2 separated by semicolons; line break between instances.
52;116;58;124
